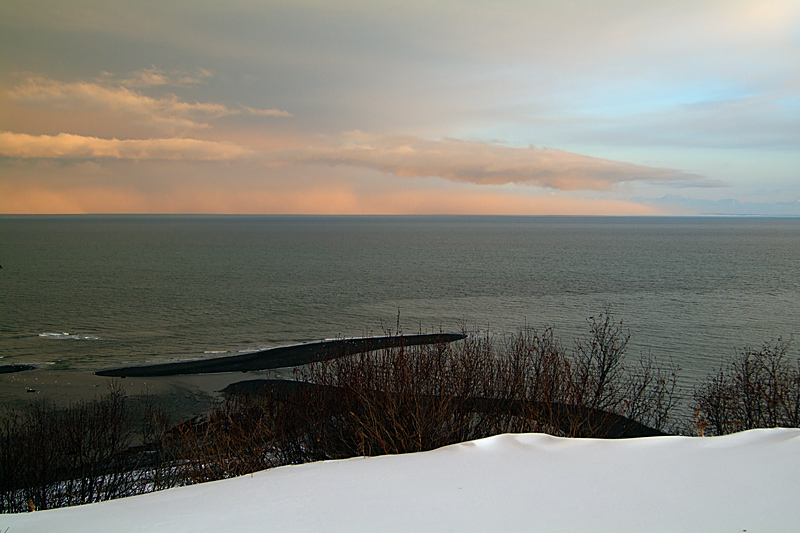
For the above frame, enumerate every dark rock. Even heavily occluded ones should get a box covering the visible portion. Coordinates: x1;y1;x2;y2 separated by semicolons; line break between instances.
95;333;466;377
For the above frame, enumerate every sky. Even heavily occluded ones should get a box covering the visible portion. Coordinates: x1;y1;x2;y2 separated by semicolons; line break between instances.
1;0;799;215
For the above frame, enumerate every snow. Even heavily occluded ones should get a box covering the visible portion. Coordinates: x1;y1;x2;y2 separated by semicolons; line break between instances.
4;429;799;532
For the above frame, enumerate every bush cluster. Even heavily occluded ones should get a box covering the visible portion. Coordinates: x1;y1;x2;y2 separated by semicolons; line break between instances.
692;338;800;436
156;314;677;487
286;315;677;460
2;314;797;512
0;383;171;513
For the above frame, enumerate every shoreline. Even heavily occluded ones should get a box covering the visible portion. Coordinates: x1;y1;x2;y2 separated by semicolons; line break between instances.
2;334;464;419
0;366;293;420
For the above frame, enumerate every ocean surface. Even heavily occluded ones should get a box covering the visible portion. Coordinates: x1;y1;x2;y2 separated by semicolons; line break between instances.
1;215;799;410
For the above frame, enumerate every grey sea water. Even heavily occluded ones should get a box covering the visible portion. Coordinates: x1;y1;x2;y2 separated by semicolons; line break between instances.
1;215;799;408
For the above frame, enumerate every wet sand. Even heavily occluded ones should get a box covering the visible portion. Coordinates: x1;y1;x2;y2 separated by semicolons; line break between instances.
0;366;295;420
2;334;464;420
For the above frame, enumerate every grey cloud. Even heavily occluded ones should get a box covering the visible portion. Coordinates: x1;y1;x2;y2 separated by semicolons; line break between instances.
109;67;214;88
0;131;254;160
292;133;722;191
1;130;719;192
7;75;290;132
238;105;292;117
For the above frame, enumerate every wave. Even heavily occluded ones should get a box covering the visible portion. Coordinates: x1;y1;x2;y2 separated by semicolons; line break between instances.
39;332;103;341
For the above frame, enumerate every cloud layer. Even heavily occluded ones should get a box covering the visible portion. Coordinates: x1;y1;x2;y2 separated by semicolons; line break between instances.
7;74;291;132
2;1;798;215
0;131;253;160
296;133;719;190
1;130;719;192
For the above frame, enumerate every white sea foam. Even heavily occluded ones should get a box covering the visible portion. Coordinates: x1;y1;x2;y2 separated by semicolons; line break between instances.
39;332;102;340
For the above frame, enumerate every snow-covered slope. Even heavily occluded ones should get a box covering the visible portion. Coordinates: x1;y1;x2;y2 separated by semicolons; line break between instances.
4;429;799;532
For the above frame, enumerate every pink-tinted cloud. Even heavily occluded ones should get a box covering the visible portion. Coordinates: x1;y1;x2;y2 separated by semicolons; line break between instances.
0;131;253;160
238;104;292;117
7;76;290;132
292;132;721;191
1;130;719;191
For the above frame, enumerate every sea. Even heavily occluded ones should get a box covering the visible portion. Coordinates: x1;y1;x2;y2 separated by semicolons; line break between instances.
1;215;799;415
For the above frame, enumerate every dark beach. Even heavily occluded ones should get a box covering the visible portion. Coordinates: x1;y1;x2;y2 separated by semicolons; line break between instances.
1;334;465;419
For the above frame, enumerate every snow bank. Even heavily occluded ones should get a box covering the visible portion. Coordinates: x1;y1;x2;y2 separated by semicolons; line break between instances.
4;429;799;532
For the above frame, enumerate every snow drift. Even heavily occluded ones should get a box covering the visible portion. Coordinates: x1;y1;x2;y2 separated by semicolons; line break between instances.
4;429;799;532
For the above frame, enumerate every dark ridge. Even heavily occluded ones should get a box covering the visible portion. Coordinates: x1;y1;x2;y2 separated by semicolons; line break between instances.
95;333;466;377
0;364;35;375
220;378;665;439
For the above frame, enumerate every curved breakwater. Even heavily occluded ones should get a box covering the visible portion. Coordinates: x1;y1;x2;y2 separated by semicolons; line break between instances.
95;333;465;377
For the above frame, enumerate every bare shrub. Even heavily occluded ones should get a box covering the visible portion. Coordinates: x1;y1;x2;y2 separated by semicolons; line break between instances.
571;313;630;412
283;317;677;459
162;395;280;484
619;356;680;434
0;383;166;513
692;338;800;436
295;336;518;458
